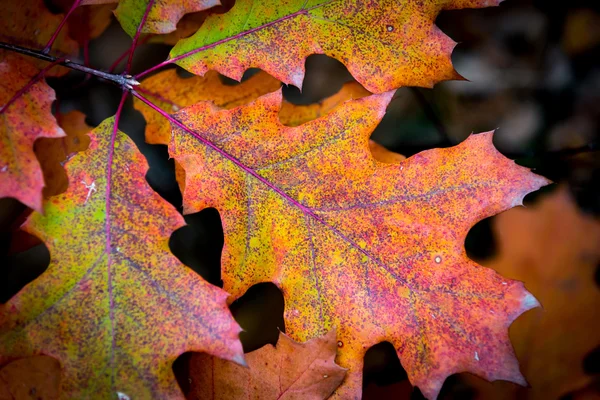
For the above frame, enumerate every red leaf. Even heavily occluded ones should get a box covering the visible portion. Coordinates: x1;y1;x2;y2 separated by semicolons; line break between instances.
0;53;65;212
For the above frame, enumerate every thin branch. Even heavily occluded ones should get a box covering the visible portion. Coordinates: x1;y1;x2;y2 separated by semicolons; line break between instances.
0;42;139;89
125;0;156;74
43;0;83;53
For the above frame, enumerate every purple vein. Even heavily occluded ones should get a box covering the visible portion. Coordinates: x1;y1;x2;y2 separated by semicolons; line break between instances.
106;90;128;389
43;0;82;53
0;58;66;115
134;0;337;80
135;86;179;108
125;0;156;74
131;90;411;288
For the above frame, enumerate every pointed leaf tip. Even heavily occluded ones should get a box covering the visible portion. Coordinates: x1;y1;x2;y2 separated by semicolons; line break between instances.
169;84;552;398
2;117;243;398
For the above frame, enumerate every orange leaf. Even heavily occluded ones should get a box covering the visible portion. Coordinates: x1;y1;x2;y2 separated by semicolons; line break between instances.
170;0;501;92
186;330;346;399
278;81;371;127
48;0;116;45
0;356;61;400
35;110;92;197
0;52;65;212
114;0;220;37
0;0;78;76
469;188;600;399
0;117;243;399
134;70;281;145
167;91;550;399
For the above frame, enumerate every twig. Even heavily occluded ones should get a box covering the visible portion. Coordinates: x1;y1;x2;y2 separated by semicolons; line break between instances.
0;42;139;89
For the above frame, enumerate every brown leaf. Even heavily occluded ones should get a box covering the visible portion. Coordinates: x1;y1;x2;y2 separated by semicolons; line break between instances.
35;110;92;197
470;188;600;399
0;356;61;400
186;330;346;399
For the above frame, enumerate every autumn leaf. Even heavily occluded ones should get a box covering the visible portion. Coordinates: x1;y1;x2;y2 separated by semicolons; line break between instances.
185;330;345;399
466;188;600;399
134;70;281;145
0;117;244;399
0;356;61;400
169;0;500;92
279;81;371;127
277;81;406;163
35;110;92;197
114;0;221;37
0;52;65;212
162;90;550;399
48;0;115;46
0;0;77;75
136;71;401;165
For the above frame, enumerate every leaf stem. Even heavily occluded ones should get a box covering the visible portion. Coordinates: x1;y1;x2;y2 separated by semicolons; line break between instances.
131;89;410;285
133;8;311;80
124;0;156;74
106;90;128;388
43;0;83;53
0;42;139;89
0;57;66;115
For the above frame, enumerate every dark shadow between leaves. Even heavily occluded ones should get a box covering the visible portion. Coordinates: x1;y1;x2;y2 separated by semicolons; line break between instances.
173;282;285;396
464;216;497;263
362;341;476;399
169;208;224;288
0;231;50;303
229;282;285;353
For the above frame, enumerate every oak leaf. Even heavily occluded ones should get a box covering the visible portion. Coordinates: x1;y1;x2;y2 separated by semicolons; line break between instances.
114;0;221;37
35;110;92;197
48;1;116;46
167;91;549;398
0;118;244;399
186;330;345;399
136;71;400;165
467;188;600;399
0;52;65;212
0;356;61;400
277;82;406;163
134;70;281;145
0;0;78;75
170;0;501;92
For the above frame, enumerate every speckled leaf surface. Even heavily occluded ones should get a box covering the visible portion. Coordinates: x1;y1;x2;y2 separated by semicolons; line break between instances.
170;0;501;92
187;330;345;399
135;69;280;145
0;53;65;212
169;91;549;399
279;81;371;127
35;110;92;197
115;0;221;37
0;0;78;75
0;118;243;399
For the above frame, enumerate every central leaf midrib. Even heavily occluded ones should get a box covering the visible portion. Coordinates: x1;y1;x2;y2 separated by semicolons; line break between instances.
169;0;339;65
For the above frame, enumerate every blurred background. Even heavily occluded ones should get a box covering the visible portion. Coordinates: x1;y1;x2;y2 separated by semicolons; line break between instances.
0;0;599;398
